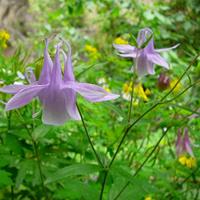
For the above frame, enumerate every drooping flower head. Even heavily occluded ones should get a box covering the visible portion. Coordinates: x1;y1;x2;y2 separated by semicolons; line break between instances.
176;128;196;168
113;28;179;77
176;128;194;157
0;39;119;125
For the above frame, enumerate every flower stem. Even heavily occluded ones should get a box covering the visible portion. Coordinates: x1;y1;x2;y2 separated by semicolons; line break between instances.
113;128;170;200
128;50;139;123
15;110;48;200
76;104;104;168
100;53;199;199
109;53;200;169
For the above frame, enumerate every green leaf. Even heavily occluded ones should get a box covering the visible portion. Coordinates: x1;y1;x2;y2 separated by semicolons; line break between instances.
32;124;52;140
0;170;13;188
15;160;34;188
45;163;100;184
54;179;99;200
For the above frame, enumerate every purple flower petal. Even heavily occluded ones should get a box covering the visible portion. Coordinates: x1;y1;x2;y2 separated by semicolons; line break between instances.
176;128;183;156
63;82;119;102
183;128;194;157
136;52;151;76
64;89;80;120
38;39;53;85
0;85;27;94
42;88;70;125
25;68;36;84
155;44;180;53
6;85;47;111
62;40;75;82
147;53;169;69
113;44;136;53
50;46;62;86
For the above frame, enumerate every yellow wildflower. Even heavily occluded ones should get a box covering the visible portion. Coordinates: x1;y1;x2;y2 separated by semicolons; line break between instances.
170;79;182;93
122;82;149;102
103;85;111;92
178;156;197;168
186;157;196;168
85;44;97;54
114;37;128;45
0;30;10;40
85;44;99;59
145;88;151;96
178;155;187;166
134;83;148;101
0;29;10;49
145;196;152;200
123;82;132;94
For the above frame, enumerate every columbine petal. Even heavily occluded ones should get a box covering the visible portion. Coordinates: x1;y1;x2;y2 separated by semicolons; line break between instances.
0;85;27;94
62;40;75;82
64;89;80;120
6;85;46;111
147;53;169;69
183;128;194;157
176;128;183;156
64;82;119;102
38;39;53;84
136;52;149;76
155;44;180;53
42;89;70;125
50;46;62;86
113;44;136;53
25;67;36;84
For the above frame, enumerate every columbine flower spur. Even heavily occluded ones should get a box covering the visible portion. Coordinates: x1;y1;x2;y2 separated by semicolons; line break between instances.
176;128;194;157
113;28;179;77
0;39;119;125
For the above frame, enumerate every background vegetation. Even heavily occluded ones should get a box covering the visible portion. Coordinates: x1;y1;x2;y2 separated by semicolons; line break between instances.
0;0;200;199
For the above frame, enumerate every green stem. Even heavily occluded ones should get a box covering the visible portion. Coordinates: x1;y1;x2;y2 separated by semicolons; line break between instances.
99;169;108;200
76;104;104;168
110;53;200;169
113;128;170;200
15;111;48;200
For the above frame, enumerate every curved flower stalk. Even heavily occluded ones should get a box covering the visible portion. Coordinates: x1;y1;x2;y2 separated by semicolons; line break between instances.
113;28;179;77
0;39;119;125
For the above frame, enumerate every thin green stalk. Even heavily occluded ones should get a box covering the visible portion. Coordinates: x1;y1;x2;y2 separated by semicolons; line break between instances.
99;53;200;199
76;104;104;168
113;128;170;200
110;53;200;169
99;169;109;200
15;110;48;200
127;50;139;124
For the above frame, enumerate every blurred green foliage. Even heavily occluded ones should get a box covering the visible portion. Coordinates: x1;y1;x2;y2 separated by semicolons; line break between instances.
0;0;200;199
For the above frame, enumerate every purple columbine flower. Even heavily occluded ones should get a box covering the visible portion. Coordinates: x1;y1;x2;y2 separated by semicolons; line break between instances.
113;28;179;77
0;39;119;125
176;128;194;157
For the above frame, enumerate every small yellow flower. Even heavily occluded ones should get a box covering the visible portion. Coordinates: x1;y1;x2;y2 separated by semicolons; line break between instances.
122;82;149;102
134;83;148;102
178;155;187;166
0;29;10;49
145;196;152;200
0;30;10;40
114;37;128;45
186;157;197;168
123;82;132;94
170;79;182;93
103;85;111;92
85;44;97;54
85;44;100;59
145;88;151;96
